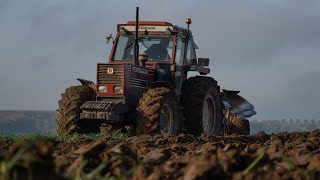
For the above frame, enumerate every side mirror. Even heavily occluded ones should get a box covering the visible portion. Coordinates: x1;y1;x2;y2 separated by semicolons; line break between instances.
198;58;209;66
106;34;115;44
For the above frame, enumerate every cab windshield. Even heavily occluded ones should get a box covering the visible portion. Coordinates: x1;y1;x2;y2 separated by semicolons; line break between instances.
113;34;173;62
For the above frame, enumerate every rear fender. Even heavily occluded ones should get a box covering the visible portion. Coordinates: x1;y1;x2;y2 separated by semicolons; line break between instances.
149;81;174;90
77;78;96;91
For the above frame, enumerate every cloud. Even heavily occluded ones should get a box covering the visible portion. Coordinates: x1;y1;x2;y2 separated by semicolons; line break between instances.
268;70;320;119
0;0;9;10
27;56;53;69
288;70;320;96
188;1;320;66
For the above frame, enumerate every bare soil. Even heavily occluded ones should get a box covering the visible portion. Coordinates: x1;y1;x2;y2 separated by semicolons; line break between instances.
1;130;320;179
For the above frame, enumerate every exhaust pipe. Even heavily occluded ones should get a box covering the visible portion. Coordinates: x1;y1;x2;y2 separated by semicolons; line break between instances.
134;7;139;66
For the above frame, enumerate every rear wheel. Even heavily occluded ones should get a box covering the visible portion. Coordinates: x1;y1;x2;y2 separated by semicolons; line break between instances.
136;87;182;135
181;76;223;135
56;85;95;136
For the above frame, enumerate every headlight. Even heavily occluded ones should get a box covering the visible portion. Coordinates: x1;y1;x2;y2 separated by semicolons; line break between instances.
98;85;107;93
114;86;123;93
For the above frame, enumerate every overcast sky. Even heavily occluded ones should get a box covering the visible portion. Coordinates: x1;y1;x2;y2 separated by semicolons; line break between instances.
0;0;320;120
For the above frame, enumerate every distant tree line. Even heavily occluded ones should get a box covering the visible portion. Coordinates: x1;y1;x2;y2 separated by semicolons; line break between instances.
250;118;320;134
0;111;56;135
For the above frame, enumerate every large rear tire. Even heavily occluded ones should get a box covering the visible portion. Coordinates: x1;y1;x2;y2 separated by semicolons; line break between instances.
136;87;182;136
181;76;223;135
56;85;95;136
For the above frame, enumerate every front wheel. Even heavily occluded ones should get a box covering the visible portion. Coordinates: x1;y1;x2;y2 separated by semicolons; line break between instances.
56;85;95;136
136;87;182;136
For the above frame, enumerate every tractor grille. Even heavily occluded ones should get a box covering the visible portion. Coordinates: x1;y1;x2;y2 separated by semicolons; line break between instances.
128;65;148;89
97;64;124;84
128;78;148;88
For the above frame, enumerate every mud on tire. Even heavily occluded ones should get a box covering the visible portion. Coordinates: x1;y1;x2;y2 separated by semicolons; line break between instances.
56;85;95;136
136;87;182;136
181;76;223;135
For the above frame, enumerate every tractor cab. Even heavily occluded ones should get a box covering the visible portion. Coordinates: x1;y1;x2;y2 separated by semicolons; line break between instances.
108;21;200;84
112;21;198;66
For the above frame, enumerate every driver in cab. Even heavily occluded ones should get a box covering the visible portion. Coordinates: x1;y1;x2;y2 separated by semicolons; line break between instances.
144;38;170;61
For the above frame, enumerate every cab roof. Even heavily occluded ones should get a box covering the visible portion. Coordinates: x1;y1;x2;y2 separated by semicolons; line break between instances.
117;21;189;36
126;21;173;26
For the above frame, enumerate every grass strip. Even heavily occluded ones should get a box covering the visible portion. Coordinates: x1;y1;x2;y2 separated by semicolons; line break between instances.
243;148;266;175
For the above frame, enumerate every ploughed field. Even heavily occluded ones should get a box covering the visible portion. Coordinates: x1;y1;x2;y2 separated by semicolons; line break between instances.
0;130;320;180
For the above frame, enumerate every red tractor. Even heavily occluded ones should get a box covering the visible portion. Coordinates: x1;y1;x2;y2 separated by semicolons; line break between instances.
56;8;256;136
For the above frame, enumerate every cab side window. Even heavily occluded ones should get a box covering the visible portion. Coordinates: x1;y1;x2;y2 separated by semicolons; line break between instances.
175;37;184;65
186;38;197;65
175;37;197;65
